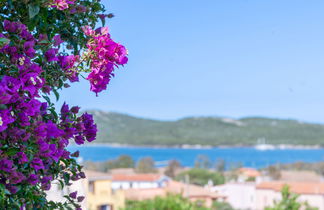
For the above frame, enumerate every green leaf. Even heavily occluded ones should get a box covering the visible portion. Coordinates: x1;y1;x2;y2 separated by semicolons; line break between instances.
28;4;40;19
42;95;51;105
0;38;10;47
53;89;60;101
6;148;19;156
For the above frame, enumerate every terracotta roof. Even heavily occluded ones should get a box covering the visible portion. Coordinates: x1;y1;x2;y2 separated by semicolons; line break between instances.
123;181;224;201
257;182;324;194
85;170;111;181
238;168;261;177
111;174;162;182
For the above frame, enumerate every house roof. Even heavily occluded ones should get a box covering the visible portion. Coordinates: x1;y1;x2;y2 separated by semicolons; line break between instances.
111;174;163;182
123;181;224;201
85;170;111;181
238;168;261;177
257;181;324;195
108;168;135;175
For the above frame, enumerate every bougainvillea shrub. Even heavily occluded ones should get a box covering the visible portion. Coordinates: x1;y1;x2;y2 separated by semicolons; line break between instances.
0;0;127;209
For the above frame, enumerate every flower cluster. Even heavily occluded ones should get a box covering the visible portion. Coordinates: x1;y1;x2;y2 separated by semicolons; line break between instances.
0;0;127;208
83;26;128;95
0;20;97;208
49;0;75;10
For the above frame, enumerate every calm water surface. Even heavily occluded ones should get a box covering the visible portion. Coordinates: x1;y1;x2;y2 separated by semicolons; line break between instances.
68;146;324;168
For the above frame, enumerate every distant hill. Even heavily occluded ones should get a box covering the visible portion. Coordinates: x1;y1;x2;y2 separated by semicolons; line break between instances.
88;110;324;146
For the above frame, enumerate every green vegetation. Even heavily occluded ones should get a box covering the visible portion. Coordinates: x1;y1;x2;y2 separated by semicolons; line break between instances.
84;155;135;172
212;201;234;210
123;194;209;210
89;111;324;146
265;185;318;210
265;161;324;177
176;168;225;186
135;157;157;173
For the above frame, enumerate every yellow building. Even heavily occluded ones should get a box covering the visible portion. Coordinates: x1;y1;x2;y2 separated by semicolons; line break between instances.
85;170;125;210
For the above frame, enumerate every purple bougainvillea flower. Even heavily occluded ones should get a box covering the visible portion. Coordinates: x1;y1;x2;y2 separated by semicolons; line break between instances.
17;98;42;117
74;135;85;145
71;106;80;114
46;121;63;139
0;109;15;132
61;102;69;115
41;176;52;190
70;150;80;157
20;73;44;96
27;174;38;185
31;158;44;171
16;152;28;164
4;20;17;33
10;171;26;184
6;184;18;194
69;191;77;199
0;159;13;172
45;48;59;62
0;76;21;104
23;41;35;58
77;196;85;202
81;113;97;142
53;35;63;46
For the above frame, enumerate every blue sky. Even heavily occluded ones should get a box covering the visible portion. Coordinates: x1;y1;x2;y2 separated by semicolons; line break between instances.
60;0;324;123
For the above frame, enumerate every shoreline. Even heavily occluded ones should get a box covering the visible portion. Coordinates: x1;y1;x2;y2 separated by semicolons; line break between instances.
73;143;323;150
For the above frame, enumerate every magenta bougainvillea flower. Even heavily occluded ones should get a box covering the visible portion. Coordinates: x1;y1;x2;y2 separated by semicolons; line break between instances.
82;26;128;95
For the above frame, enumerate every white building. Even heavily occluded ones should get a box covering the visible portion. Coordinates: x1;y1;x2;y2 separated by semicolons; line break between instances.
46;179;86;209
111;173;170;190
212;182;256;210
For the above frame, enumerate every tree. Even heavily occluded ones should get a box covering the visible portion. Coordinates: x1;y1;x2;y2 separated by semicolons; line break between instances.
176;168;225;186
106;155;135;170
265;185;318;210
194;155;211;169
214;158;226;172
123;194;209;210
0;0;128;209
136;157;156;173
267;165;282;180
165;159;182;178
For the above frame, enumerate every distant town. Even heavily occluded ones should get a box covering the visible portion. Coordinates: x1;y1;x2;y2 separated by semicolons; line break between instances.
46;155;324;210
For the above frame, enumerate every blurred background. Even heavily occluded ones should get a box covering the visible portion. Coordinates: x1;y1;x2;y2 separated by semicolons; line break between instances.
55;1;324;209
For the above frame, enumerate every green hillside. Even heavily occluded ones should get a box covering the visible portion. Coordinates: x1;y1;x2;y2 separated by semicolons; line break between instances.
88;110;324;146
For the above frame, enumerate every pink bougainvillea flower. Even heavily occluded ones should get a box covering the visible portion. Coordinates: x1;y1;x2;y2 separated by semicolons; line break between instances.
50;0;75;10
83;26;128;95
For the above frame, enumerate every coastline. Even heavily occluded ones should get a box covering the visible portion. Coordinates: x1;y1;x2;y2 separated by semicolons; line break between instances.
74;142;323;150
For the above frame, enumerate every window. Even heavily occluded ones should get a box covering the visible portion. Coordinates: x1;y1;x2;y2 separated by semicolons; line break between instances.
89;181;95;193
99;204;112;210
